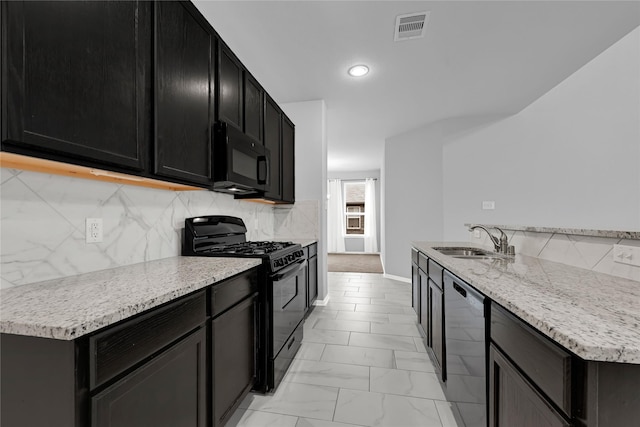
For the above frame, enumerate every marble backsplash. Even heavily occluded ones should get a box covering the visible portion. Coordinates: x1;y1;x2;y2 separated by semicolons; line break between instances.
0;168;283;288
470;228;640;282
273;200;320;240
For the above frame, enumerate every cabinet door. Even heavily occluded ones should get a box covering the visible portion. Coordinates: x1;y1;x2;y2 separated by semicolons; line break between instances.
263;95;282;200
3;1;149;171
308;255;318;307
281;115;295;203
412;263;420;317
489;344;570;427
92;327;206;427
212;295;257;427
419;269;429;341
154;1;212;186
217;43;244;130
430;279;444;377
244;73;263;144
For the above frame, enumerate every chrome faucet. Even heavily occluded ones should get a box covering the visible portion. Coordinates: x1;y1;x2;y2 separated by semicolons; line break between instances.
469;225;511;254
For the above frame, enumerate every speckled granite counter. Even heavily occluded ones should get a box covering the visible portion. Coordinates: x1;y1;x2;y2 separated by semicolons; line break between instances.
412;242;640;364
0;257;261;340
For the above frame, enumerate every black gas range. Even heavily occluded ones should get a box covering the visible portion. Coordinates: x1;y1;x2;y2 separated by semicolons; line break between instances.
182;215;307;392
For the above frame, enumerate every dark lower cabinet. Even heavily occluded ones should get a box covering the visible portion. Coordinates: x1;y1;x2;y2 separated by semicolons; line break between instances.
210;269;258;427
1;268;261;427
418;268;429;341
212;294;257;427
307;243;318;308
489;344;569;427
411;249;420;321
92;327;207;427
429;278;444;375
410;249;640;427
2;0;150;171
154;1;213;186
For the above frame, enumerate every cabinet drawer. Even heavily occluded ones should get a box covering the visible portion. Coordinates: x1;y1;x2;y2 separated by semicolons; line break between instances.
491;304;572;416
428;259;443;288
211;270;258;317
273;326;303;388
411;248;419;264
418;253;429;273
308;243;317;258
90;291;206;389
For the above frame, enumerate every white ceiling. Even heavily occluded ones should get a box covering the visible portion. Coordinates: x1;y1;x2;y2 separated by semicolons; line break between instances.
194;1;640;172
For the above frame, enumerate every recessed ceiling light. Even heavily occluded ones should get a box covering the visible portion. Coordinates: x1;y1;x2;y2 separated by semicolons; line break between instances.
348;65;369;77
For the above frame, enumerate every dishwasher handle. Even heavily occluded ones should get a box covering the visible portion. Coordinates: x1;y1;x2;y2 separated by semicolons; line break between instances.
453;282;467;298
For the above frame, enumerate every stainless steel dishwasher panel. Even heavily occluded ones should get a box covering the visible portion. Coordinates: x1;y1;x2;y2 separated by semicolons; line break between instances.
443;271;487;427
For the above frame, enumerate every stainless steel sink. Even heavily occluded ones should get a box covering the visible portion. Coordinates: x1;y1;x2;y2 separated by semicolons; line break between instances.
433;247;493;257
433;247;507;260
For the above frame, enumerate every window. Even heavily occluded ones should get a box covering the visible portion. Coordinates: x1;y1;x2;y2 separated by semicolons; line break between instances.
344;182;365;235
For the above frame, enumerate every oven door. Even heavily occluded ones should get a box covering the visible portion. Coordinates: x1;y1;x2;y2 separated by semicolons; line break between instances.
271;259;307;357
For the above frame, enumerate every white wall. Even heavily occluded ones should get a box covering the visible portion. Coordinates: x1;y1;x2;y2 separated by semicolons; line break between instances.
327;169;381;253
443;27;640;241
383;126;444;278
280;100;328;300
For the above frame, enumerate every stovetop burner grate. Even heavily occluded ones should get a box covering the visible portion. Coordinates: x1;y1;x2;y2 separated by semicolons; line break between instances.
204;241;296;256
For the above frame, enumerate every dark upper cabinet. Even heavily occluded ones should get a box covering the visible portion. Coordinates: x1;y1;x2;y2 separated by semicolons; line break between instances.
244;73;263;144
281;115;295;203
154;1;213;186
1;1;150;171
254;95;296;204
1;1;295;195
217;42;244;131
263;95;282;200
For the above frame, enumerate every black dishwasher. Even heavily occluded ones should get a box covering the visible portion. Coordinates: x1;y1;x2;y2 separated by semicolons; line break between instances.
443;271;487;427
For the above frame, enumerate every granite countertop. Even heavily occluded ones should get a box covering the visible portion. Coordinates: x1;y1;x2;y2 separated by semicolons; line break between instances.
0;257;261;341
412;242;640;364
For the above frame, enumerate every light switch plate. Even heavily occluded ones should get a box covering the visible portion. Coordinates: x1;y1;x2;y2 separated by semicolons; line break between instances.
482;201;495;210
613;244;640;267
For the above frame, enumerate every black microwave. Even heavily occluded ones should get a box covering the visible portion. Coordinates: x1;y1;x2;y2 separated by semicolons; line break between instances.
213;121;270;195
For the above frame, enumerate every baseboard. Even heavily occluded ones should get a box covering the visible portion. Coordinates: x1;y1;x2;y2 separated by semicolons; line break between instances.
313;295;330;306
383;273;410;283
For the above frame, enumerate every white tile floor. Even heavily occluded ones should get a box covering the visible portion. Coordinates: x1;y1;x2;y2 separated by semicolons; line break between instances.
227;272;462;427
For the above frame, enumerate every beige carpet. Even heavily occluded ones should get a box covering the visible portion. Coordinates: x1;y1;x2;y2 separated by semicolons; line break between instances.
327;253;384;273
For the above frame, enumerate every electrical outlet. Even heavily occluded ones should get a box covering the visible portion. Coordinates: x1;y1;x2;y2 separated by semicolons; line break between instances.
482;201;495;210
86;218;103;243
613;244;640;267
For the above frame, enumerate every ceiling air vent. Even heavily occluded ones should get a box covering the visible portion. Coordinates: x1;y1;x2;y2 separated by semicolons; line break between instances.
394;11;430;41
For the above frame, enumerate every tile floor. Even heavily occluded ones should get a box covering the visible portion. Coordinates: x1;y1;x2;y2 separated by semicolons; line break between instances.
227;272;462;427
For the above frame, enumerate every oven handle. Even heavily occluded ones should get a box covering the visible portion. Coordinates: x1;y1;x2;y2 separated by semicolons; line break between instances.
272;259;307;281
